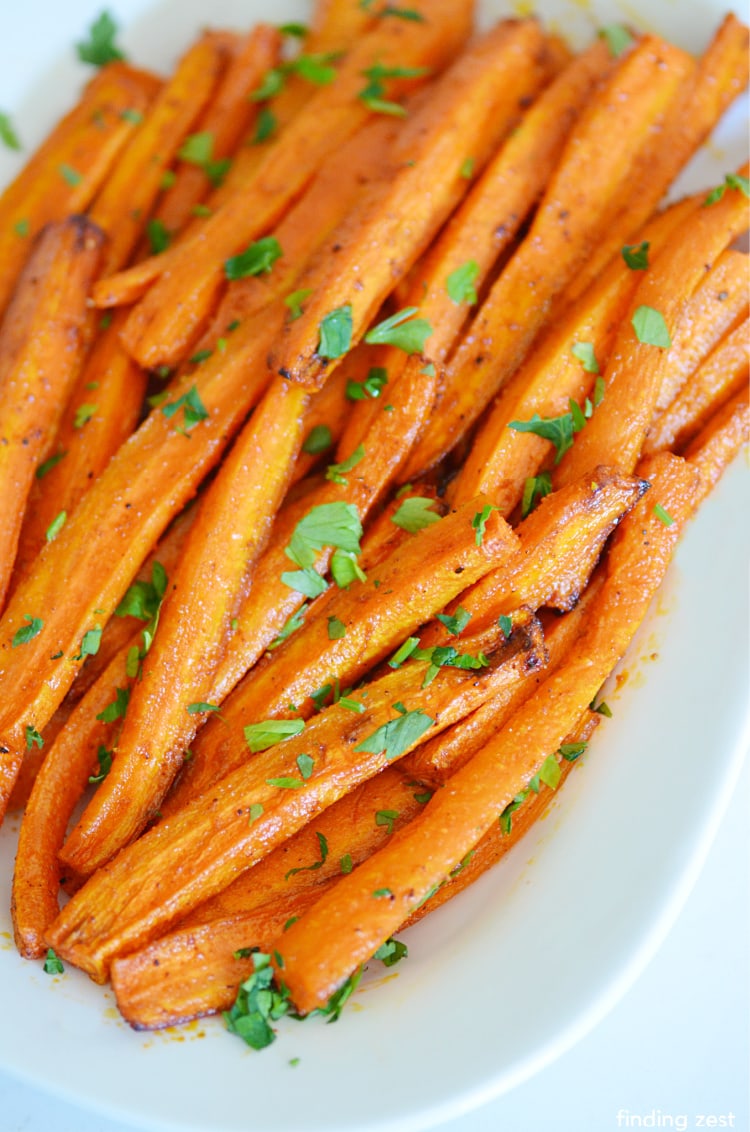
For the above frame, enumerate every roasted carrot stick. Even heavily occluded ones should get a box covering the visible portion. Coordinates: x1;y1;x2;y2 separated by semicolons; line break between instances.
272;454;702;1013
683;389;749;506
0;63;158;320
450;196;697;510
420;466;648;654
564;12;750;303
11;637;140;958
0;304;281;822
644;318;749;456
651;248;748;416
111;767;424;1028
270;19;554;388
167;495;519;810
89;35;226;275
152;25;281;236
97;0;473;365
0;217;104;611
62;378;310;875
556;172;749;486
9;309;147;593
400;35;695;480
336;36;613;457
47;616;544;981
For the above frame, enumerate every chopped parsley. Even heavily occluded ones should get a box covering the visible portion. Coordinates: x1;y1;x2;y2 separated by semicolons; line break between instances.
472;504;497;546
318;304;353;359
346;366;387;401
59;163;83;187
653;502;674;526
327;615;346;640
599;24;634;58
285;501;363;570
268;605;308;649
296;754;314;779
446;260;479;305
521;470;552;518
76;627;102;659
24;725;43;750
12;616;43;648
115;562;167;622
325;444;365;485
388;636;420;668
373;937;408;966
225;236;282;281
364;307;432;354
285;831;328;879
375;809;399;835
354;708;434;760
45;511;67;542
330;548;366;588
147;218;170;255
391;496;441;533
508;407;585;464
161;385;209;432
340;853;353;874
73;403;97;429
280;567;328;599
76;11;126;66
266;776;304;789
88;745;113;784
703;172;750;206
252;107;277;145
621;240;650;270
43;949;65;975
302;424;333;455
560;741;587;762
36;451;66;479
571;341;600;374
244;718;305;752
631;305;671;348
177;130;231;187
187;701;221;715
436;605;471;636
0;112;21;151
224;952;291;1049
96;686;130;723
248;803;264;823
285;288;313;321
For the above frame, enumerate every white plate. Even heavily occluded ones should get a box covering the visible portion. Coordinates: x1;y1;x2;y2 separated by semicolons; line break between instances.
0;2;748;1131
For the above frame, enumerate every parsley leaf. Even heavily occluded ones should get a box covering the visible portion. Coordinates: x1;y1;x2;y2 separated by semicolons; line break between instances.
76;11;126;67
115;562;167;621
253;107;277;144
59;163;82;187
43;949;65;975
187;701;221;715
285;831;328;878
161;385;209;432
0;112;21;151
560;741;587;762
73;403;97;429
45;511;67;542
96;686;130;723
472;504;497;546
373;937;408;966
266;776;304;789
436;606;471;636
653;502;674;526
330;548;366;588
326;444;365;485
225;237;282;280
327;615;346;640
571;341;599;374
621;240;650;270
88;745;113;784
703;172;750;206
224;952;291;1048
346;366;387;401
280;567;328;599
538;753;561;791
508;410;582;464
446;260;479;305
391;496;441;533
248;802;264;822
147;218;170;255
318;305;353;359
12;615;43;648
302;423;333;455
354;708;434;760
244;718;305;752
340;853;353;874
521;471;552;518
375;809;399;835
285;501;362;570
296;753;314;779
631;305;671;348
364;307;432;354
25;725;43;750
285;288;313;321
599;24;634;57
36;451;66;479
268;604;308;649
388;636;420;667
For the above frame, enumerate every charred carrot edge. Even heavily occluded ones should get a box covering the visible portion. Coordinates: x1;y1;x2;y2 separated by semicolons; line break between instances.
47;615;544;981
152;25;282;235
564;12;750;303
336;36;613;460
399;35;696;481
651;248;748;416
169;495;518;810
89;35;226;275
271;453;702;1014
645;318;749;456
450;196;697;511
62;378;309;874
0;217;104;612
420;466;648;655
9;310;147;595
556;171;749;486
0;64;158;319
270;20;553;388
97;0;473;366
0;304;281;822
11;634;140;957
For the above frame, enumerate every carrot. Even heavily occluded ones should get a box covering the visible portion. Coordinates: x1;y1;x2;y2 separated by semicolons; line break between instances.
0;63;158;319
420;466;648;653
556;172;749;487
0;303;280;823
449;196;697;510
160;355;440;813
336;36;613;458
272;454;702;1014
0;216;104;611
8;309;147;594
61;378;310;875
97;0;473;365
399;35;695;480
151;25;282;236
651;249;748;416
89;35;226;275
270;19;554;389
46;615;544;981
404;581;605;787
110;767;424;1028
644;319;749;456
683;389;749;506
167;495;519;811
563;13;750;303
11;638;139;958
